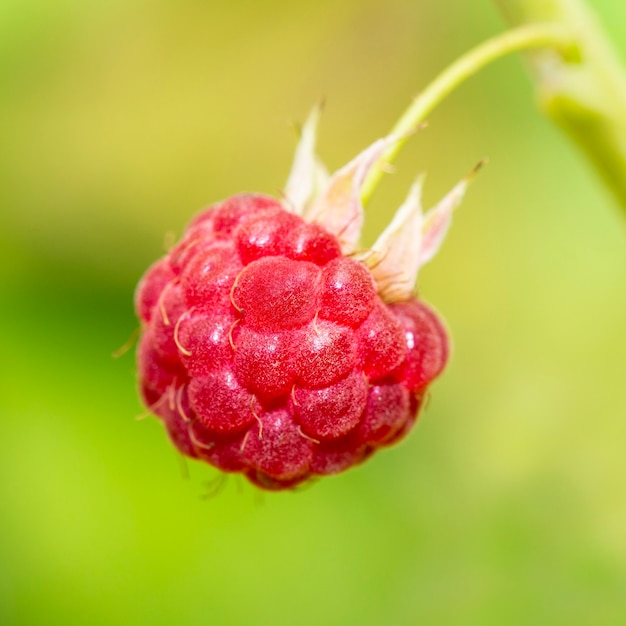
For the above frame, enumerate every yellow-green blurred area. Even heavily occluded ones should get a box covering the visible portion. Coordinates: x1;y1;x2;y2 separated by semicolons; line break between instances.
1;0;625;624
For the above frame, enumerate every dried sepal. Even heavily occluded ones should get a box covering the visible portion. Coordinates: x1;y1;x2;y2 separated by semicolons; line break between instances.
419;161;485;267
369;162;484;302
283;105;329;215
369;176;426;303
307;134;401;254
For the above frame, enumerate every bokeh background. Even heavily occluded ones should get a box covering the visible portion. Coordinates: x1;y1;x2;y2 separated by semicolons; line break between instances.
1;0;625;624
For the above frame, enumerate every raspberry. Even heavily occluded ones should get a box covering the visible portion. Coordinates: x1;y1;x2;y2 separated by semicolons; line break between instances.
135;114;471;491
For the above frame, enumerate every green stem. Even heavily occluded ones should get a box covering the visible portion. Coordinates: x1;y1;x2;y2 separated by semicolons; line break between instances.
361;22;577;204
496;0;626;215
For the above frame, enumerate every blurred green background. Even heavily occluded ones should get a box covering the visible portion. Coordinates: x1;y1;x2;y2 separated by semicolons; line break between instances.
1;1;625;624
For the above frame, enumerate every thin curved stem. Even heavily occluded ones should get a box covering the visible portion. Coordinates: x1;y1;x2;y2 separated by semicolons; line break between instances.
361;22;578;203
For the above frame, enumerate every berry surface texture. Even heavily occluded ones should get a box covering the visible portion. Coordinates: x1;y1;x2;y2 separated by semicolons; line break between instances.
135;122;458;491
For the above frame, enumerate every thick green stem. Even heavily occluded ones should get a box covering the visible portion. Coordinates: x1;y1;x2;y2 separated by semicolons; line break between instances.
361;23;577;204
497;0;626;215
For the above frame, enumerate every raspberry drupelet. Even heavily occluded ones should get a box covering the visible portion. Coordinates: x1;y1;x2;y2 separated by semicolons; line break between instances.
135;112;473;491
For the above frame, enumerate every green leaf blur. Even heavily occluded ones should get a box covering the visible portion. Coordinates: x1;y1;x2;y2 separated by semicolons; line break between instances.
1;1;624;625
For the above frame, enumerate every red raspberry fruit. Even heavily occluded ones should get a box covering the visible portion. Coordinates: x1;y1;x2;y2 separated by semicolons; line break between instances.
135;115;471;490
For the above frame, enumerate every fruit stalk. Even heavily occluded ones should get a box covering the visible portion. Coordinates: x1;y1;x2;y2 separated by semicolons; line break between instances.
361;22;578;203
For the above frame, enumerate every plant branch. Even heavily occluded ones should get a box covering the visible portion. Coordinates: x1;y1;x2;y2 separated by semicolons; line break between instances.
496;0;626;214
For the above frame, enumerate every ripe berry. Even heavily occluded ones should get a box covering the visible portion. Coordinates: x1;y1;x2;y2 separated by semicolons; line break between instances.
135;115;471;491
